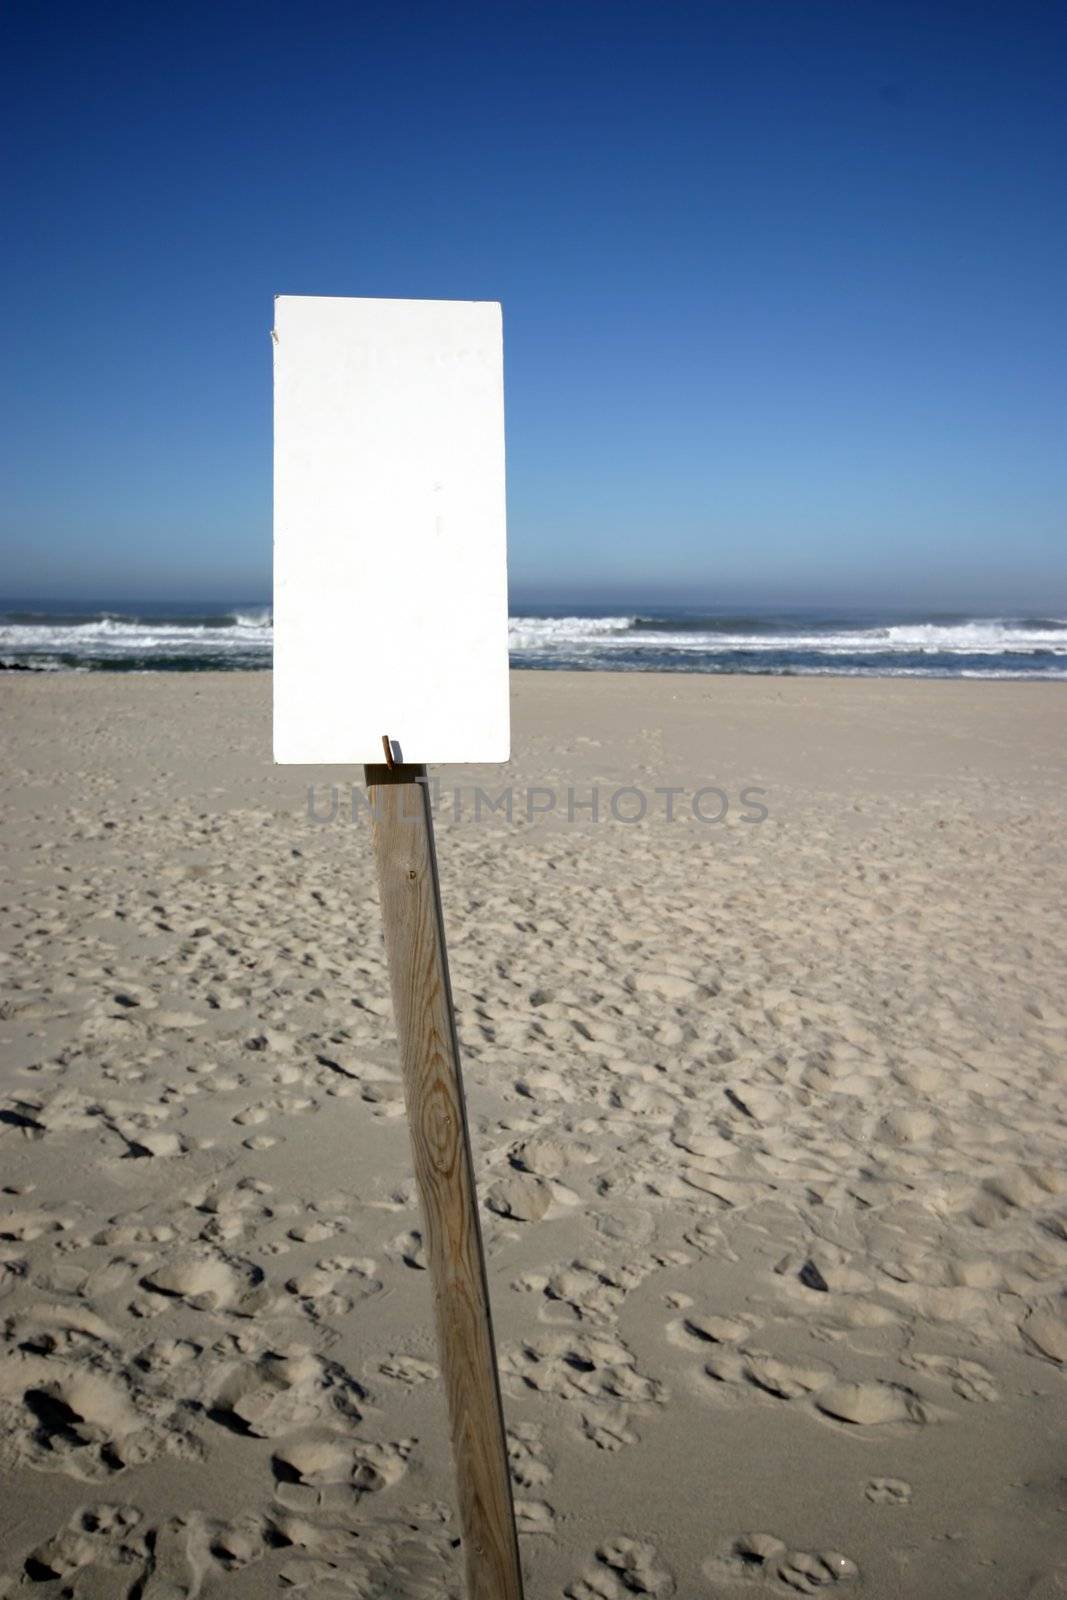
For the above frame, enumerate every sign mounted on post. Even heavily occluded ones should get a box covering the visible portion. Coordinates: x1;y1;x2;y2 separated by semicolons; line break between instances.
272;295;524;1600
273;294;510;765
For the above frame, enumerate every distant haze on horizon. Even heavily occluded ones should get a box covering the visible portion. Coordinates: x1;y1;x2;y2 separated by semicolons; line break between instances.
1;2;1064;609
4;579;1067;618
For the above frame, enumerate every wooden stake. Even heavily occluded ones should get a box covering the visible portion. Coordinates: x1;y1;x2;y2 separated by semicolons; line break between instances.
364;762;525;1600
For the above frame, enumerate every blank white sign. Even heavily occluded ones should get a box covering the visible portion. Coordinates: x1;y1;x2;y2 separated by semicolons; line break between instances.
273;296;510;765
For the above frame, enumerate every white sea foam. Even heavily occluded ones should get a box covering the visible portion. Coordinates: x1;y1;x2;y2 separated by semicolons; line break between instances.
0;613;274;662
506;616;1067;657
507;615;636;650
3;609;1066;676
880;620;1067;652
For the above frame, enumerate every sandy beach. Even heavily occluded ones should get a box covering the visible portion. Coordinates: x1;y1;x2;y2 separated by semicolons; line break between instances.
1;669;1066;1598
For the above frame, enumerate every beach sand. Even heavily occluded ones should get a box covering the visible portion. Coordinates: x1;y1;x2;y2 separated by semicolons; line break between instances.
1;669;1065;1598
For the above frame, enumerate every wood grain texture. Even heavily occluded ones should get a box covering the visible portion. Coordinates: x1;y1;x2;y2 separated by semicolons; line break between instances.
364;763;525;1600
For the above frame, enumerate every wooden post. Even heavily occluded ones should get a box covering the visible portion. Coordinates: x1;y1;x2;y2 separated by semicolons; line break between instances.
364;762;525;1600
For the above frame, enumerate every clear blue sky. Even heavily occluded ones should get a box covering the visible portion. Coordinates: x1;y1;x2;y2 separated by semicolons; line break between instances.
1;0;1064;609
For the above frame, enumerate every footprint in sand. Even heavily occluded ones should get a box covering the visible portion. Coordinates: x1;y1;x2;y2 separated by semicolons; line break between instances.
515;1499;556;1535
271;1510;454;1597
0;1353;192;1483
134;1336;203;1373
865;1476;913;1504
21;1503;144;1586
507;1134;596;1179
287;1217;348;1244
243;1132;278;1150
579;1402;640;1452
193;1177;274;1222
666;1310;756;1348
502;1332;664;1452
567;1536;675;1597
0;1208;70;1242
1019;1306;1067;1364
515;1258;649;1325
776;1549;859;1593
507;1421;552;1488
208;1344;367;1438
232;1103;271;1127
352;1066;406;1117
15;1370;144;1479
93;1220;178;1249
122;1128;188;1158
502;1331;665;1407
902;1351;999;1401
514;1067;571;1103
703;1347;834;1402
388;1230;427;1269
700;1348;931;1428
105;1510;285;1597
599;1080;680;1124
140;1249;270;1316
708;1534;858;1592
270;1429;413;1514
377;1354;437;1386
487;1173;554;1222
137;1515;228;1597
285;1255;381;1318
814;1380;928;1426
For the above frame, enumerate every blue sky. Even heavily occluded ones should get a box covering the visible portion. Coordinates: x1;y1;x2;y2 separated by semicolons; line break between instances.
1;0;1064;608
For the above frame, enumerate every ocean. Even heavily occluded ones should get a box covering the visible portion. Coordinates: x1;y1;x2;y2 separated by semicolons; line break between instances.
2;601;1066;680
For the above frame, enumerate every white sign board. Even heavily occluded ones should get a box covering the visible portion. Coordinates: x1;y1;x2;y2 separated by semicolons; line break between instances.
273;295;510;764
